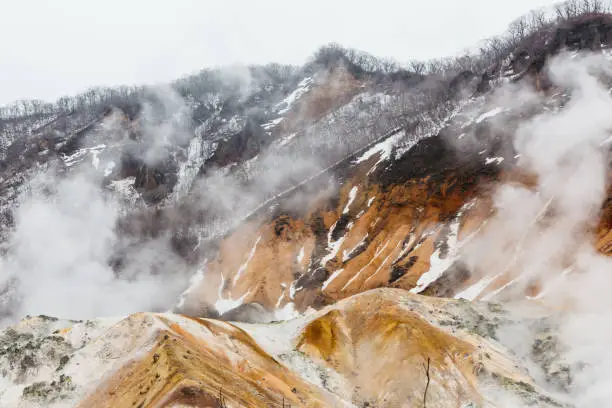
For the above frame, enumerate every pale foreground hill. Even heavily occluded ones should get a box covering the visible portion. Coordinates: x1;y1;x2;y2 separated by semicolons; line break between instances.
0;290;569;407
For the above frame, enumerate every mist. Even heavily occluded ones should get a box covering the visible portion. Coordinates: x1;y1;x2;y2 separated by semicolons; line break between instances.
455;52;612;406
0;173;188;326
0;86;199;326
0;66;344;326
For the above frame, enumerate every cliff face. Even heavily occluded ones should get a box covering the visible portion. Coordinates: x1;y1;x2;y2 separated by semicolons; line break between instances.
192;135;497;313
183;87;611;317
179;14;612;317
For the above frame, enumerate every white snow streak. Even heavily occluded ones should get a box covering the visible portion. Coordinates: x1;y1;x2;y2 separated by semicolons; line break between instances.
475;107;504;123
262;117;284;130
410;210;463;294
454;273;500;301
322;269;344;291
481;277;520;302
275;77;313;115
321;220;354;267
289;281;300;300
91;150;100;169
175;264;207;310
363;239;403;286
343;186;358;214
342;234;368;262
353;130;405;174
485;156;504;165
103;161;116;177
275;291;286;309
342;241;390;291
215;272;252;314
233;236;262;286
278;132;297;147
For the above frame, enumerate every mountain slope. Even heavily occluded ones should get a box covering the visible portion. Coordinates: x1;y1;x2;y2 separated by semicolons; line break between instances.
0;4;612;408
183;56;612;317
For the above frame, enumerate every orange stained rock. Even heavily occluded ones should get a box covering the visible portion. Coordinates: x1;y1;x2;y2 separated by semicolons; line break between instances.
78;315;336;408
293;289;539;406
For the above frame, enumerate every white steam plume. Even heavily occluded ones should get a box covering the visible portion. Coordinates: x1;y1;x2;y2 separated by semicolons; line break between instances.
459;52;611;406
0;172;189;327
0;86;200;327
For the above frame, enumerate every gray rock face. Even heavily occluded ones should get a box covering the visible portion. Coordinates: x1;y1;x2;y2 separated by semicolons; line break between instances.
220;302;272;323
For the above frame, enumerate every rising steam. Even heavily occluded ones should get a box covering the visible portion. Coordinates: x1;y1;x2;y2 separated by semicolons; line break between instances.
459;52;612;407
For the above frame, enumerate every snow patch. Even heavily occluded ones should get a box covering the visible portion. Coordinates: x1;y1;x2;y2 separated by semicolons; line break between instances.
262;117;284;130
233;237;262;285
273;302;300;321
475;107;504;123
485;156;504;165
103;161;115;177
236;317;306;357
353;130;405;174
322;269;344;291
321;221;353;266
343;186;358;214
342;234;368;262
107;177;141;210
410;206;465;294
454;274;500;301
235;314;351;399
275;77;313;115
172;136;212;201
278;132;297;147
108;177;136;196
62;150;87;167
342;241;390;291
62;144;106;169
215;272;251;315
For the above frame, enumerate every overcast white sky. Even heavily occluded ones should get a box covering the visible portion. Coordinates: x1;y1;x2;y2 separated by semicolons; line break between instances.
0;0;564;105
